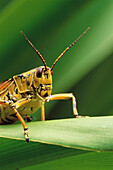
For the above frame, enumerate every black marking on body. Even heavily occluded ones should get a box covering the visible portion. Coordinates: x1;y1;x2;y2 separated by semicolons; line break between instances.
20;107;25;111
40;83;43;87
26;91;33;96
6;92;10;100
18;75;24;79
40;87;45;91
26;80;30;86
31;107;33;111
39;84;51;91
15;88;18;94
11;98;17;103
31;84;36;92
5;117;14;123
10;113;17;118
44;92;48;97
1;118;9;124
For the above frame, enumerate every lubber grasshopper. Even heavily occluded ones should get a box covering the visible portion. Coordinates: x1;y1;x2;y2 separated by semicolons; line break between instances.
0;27;90;142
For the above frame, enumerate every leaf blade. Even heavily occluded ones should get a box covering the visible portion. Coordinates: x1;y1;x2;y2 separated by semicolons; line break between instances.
0;116;113;151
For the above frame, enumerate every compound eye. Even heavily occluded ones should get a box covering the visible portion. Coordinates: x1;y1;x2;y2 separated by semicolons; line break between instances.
36;67;42;78
51;71;53;76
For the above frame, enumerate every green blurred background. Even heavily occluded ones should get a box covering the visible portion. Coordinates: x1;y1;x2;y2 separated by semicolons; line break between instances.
0;0;113;119
0;0;113;169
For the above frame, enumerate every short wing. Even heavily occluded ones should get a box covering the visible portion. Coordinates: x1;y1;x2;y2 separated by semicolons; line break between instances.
0;78;14;94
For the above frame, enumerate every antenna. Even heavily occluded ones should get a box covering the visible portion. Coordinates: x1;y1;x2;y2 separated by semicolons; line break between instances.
51;27;90;71
21;31;47;70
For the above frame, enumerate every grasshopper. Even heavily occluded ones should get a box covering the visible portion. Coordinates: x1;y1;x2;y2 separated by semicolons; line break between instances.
0;27;90;142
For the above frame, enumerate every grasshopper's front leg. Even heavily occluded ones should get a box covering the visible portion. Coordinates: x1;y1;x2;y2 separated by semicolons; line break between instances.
46;93;84;118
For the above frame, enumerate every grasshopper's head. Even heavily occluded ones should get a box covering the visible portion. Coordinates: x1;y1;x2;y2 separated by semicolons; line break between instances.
33;66;53;97
21;27;90;97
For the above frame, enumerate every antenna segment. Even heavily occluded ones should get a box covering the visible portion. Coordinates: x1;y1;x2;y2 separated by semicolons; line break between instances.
51;27;90;71
21;31;47;70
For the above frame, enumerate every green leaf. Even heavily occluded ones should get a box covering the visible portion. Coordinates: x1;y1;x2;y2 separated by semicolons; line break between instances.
0;116;113;151
0;137;89;169
0;0;113;169
0;116;113;169
21;151;113;170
